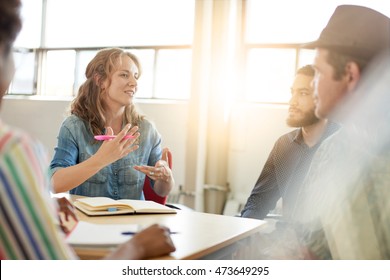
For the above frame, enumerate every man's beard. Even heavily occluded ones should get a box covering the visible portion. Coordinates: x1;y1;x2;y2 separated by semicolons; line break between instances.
286;110;320;127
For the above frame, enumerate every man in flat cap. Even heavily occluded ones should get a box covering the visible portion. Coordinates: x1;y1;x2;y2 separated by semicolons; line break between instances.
294;5;390;259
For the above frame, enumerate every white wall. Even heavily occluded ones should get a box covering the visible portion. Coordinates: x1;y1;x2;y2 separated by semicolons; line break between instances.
1;97;71;157
1;97;290;211
228;103;291;205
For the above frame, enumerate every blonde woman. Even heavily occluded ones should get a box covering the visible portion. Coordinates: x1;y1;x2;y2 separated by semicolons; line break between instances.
50;48;174;200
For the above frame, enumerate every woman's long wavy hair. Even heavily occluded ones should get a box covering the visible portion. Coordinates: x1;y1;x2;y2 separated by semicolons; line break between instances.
70;48;144;135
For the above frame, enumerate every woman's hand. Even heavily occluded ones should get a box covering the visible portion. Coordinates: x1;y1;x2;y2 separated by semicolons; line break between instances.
134;148;174;197
134;148;173;183
94;124;140;166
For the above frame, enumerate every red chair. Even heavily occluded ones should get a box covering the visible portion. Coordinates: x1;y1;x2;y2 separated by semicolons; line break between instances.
143;148;172;205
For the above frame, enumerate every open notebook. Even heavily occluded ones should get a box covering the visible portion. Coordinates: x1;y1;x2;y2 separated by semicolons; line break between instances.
66;221;138;247
74;196;177;216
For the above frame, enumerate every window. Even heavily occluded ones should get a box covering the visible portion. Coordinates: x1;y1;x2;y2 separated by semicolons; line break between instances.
244;0;390;103
14;0;42;48
9;0;194;99
43;50;76;97
44;0;194;47
154;49;192;100
9;0;42;95
10;0;390;103
8;49;35;95
245;48;296;103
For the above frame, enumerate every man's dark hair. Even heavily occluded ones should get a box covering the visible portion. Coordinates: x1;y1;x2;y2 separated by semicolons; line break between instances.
326;50;370;81
0;0;22;56
296;64;315;77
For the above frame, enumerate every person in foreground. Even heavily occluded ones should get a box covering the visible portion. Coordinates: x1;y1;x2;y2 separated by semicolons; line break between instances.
242;5;390;260
49;47;174;200
0;0;175;260
241;65;338;220
294;5;390;259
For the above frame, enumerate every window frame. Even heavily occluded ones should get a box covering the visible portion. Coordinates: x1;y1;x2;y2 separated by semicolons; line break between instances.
8;45;192;99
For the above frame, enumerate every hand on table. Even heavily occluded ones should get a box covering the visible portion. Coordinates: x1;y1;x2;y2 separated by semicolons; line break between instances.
105;224;176;260
56;197;78;234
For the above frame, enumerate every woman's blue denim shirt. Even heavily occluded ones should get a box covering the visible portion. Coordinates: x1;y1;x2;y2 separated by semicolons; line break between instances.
50;115;162;200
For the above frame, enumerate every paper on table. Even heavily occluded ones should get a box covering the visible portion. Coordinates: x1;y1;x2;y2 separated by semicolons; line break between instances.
66;221;140;247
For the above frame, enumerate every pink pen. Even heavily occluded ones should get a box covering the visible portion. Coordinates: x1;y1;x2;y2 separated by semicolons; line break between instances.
94;135;135;141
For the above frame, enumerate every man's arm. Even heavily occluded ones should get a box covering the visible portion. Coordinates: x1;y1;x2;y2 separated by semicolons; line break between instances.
241;145;282;219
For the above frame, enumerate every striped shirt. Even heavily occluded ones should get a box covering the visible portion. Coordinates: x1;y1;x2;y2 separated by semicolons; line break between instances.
0;122;76;259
